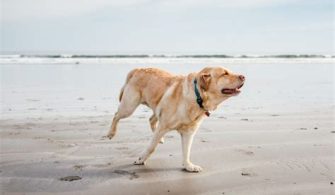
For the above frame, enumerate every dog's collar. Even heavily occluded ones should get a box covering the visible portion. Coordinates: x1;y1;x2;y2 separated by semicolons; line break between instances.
193;79;210;117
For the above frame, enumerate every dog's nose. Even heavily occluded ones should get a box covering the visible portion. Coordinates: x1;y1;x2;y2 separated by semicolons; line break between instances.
239;75;245;81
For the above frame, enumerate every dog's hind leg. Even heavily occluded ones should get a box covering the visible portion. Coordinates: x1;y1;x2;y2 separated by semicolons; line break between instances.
149;114;158;132
106;86;140;139
149;114;165;143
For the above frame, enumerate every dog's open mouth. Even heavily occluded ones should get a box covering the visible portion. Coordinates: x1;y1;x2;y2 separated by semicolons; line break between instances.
221;83;244;95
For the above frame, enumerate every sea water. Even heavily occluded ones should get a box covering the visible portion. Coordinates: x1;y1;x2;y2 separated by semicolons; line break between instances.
1;57;334;119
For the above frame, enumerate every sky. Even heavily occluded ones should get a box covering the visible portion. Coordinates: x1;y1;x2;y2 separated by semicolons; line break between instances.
1;0;334;55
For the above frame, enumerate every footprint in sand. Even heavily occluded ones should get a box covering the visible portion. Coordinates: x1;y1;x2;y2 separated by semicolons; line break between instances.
9;132;21;136
92;163;112;168
113;170;139;180
59;176;82;181
236;149;254;156
241;168;257;177
73;165;86;170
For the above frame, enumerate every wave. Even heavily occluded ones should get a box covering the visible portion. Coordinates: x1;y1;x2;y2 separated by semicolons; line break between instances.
0;54;333;59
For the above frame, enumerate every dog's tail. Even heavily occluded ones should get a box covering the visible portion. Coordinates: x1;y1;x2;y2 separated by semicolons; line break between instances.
118;69;137;102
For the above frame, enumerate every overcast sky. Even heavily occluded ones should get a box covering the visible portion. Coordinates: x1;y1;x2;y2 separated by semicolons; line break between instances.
1;0;334;54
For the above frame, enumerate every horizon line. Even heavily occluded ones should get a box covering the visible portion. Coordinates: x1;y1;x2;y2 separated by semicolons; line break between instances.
0;53;334;59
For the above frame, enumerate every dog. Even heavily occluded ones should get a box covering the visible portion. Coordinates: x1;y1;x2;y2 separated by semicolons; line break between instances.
106;67;245;172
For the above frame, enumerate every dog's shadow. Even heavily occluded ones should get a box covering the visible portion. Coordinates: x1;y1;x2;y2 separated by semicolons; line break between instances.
0;160;184;193
109;163;183;177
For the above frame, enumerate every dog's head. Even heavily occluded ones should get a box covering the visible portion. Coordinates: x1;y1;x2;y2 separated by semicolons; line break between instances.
196;67;245;111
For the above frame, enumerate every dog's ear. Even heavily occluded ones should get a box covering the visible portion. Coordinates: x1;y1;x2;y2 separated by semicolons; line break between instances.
199;73;211;91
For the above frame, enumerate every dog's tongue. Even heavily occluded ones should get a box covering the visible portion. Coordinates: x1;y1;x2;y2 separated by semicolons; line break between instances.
221;88;236;94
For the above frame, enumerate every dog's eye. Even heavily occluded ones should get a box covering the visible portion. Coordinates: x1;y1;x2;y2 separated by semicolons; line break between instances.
222;72;229;76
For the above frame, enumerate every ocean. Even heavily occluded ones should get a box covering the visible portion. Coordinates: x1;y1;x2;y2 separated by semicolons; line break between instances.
1;56;334;119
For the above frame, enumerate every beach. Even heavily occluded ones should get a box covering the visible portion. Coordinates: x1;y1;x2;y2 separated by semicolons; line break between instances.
0;58;334;194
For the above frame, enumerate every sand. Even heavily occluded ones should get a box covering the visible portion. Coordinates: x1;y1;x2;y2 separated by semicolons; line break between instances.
1;110;334;195
1;59;334;194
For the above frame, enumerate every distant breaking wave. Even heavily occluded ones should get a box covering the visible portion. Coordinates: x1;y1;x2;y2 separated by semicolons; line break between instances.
1;54;333;65
0;54;334;59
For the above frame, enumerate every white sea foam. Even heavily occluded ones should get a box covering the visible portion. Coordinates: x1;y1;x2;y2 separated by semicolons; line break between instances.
0;56;334;64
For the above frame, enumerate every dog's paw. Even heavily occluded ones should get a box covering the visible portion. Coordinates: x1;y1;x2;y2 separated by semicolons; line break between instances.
159;137;165;144
133;158;145;165
106;133;115;140
184;163;203;172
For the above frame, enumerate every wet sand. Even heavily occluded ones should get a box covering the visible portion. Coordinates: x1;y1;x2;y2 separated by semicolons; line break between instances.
0;108;334;195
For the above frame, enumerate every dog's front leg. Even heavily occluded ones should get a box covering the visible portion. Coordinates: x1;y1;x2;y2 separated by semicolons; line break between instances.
134;128;167;165
181;131;202;172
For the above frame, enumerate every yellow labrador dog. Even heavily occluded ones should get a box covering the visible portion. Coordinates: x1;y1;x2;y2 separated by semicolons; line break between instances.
107;67;245;172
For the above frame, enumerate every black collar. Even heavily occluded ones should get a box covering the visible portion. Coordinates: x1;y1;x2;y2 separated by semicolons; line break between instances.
193;79;210;117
